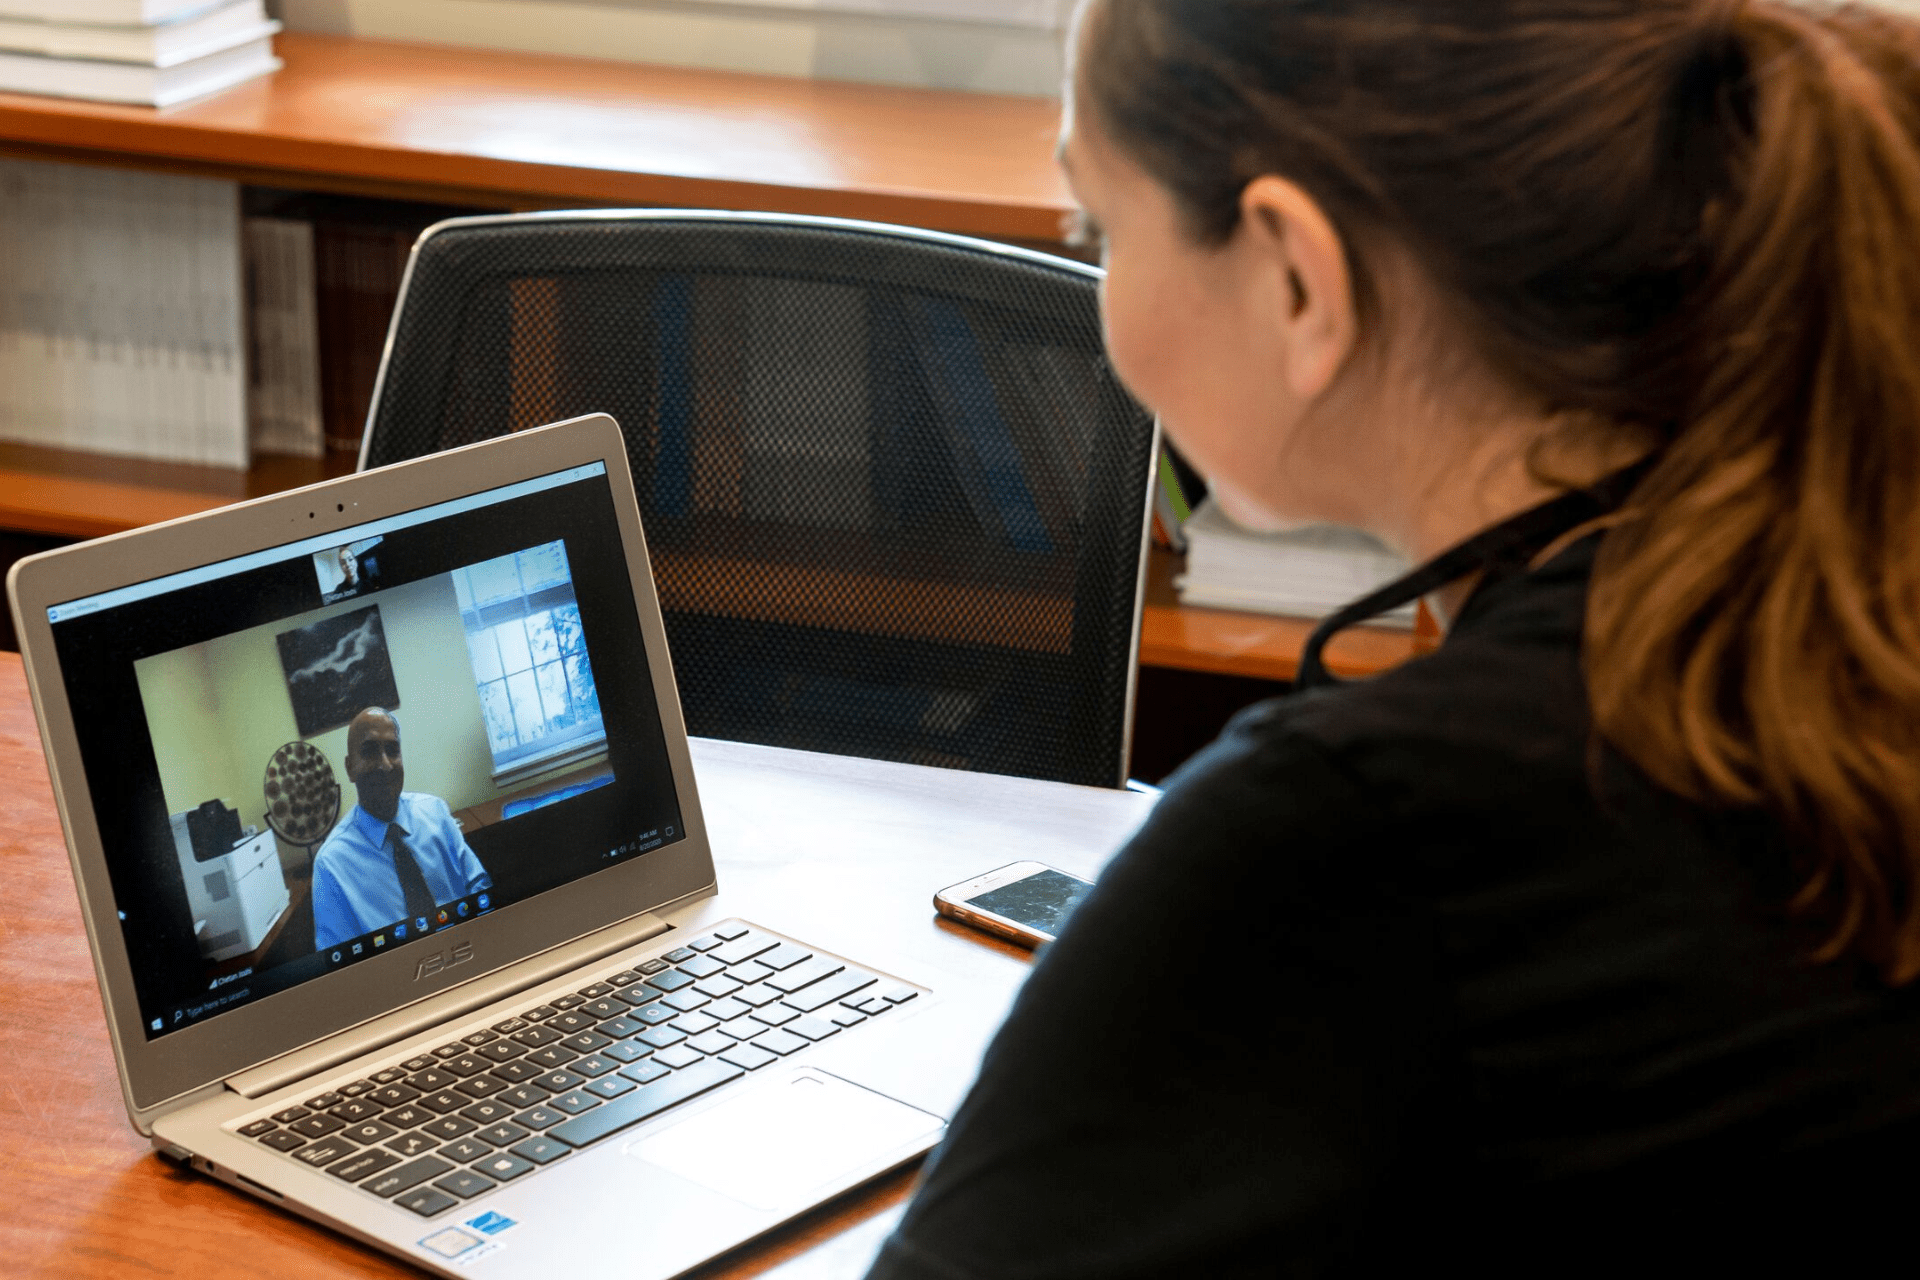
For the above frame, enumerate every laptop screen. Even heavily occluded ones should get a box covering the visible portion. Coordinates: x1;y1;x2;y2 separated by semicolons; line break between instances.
45;461;686;1042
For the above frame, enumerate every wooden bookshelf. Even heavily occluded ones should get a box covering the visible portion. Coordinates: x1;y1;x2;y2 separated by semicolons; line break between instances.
0;35;1422;684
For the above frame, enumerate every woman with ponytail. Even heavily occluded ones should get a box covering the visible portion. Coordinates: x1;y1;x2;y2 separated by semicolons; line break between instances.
868;2;1920;1276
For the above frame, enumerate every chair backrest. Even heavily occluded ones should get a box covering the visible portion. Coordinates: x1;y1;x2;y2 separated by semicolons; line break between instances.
361;211;1158;787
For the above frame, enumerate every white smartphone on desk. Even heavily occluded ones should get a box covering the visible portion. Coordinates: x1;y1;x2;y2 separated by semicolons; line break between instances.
933;861;1094;948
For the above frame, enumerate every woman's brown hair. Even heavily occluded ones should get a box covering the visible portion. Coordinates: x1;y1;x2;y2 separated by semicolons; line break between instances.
1078;0;1920;982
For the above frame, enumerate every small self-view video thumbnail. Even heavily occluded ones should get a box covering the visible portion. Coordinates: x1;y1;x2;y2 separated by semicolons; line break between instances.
315;536;383;603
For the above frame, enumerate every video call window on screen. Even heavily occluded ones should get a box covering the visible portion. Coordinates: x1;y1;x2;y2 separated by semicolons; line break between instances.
452;541;605;784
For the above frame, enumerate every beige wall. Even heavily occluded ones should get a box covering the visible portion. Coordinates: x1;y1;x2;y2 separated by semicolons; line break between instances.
273;0;1067;95
135;572;499;876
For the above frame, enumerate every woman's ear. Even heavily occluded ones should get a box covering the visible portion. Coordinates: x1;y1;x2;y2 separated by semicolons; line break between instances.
1238;175;1357;401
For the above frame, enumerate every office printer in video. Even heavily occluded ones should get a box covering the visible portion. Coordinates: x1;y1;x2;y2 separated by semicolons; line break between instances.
170;800;290;963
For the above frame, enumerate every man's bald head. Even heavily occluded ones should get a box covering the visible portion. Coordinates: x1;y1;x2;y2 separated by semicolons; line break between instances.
343;706;404;821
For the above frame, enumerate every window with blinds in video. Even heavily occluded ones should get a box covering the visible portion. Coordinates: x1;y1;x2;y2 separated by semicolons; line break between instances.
452;541;605;783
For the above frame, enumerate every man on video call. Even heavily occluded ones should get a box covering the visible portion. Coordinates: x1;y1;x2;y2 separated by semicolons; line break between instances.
311;707;491;950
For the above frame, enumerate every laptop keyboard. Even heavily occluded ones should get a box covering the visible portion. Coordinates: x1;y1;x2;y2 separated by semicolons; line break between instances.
231;922;921;1219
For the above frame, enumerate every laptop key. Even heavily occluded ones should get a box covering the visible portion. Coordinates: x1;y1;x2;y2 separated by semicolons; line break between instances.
434;1171;496;1200
491;1017;528;1034
385;1132;439;1158
511;1136;571;1165
395;1186;459;1218
644;970;695;993
364;1155;454;1199
400;1056;436;1073
499;1085;549;1109
493;1060;545;1085
431;1044;465;1059
694;976;743;1000
608;971;644;987
240;1118;278;1137
603;1041;650;1064
721;1020;766;1042
586;1075;636;1099
550;995;587;1011
560;1031;611;1054
829;1009;868;1028
327;1148;401;1183
549;1058;744;1149
664;947;697;963
636;1026;685;1049
344;1121;399;1145
687;1031;735;1055
570;1055;618;1078
293;1136;357;1167
530;1070;584;1093
521;1005;560;1022
705;998;752;1022
476;1041;523;1063
718;1044;780;1072
341;1079;379;1095
421;1116;477;1141
289;1114;345;1139
550;1090;601;1115
461;1030;497;1047
305;1091;345;1109
459;1099;515;1125
733;984;784;1009
662;990;709;1013
579;999;626;1020
441;1055;490;1078
728;961;775;987
330;1099;384;1123
853;996;893;1016
420;1091;468;1114
271;1106;311;1124
547;1011;596;1034
383;1105;432;1129
755;943;814;971
525;1046;577;1069
751;1004;800;1028
455;1075;508;1099
441;1138;493;1163
578;982;615;999
478;1123;529;1146
755;1029;810;1056
510;1025;564;1048
369;1084;421;1107
371;1067;409;1084
598;1015;645;1039
476;1152;535;1181
785;1015;841;1043
513;1106;566;1130
884;986;920;1004
404;1069;457;1092
767;956;846;994
620;1060;672;1086
654;1045;706;1070
783;970;879;1013
639;959;671;975
670;1012;720;1036
677;955;726;979
636;1005;678;1026
260;1129;308;1152
689;934;726;952
617;986;663;1009
713;922;751;941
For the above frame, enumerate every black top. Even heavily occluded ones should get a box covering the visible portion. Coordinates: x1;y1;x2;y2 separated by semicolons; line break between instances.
868;521;1920;1278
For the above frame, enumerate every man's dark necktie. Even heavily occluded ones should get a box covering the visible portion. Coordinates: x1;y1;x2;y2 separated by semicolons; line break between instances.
388;825;437;923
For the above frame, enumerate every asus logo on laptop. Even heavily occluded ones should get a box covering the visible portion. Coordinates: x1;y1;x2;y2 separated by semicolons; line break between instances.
415;942;474;981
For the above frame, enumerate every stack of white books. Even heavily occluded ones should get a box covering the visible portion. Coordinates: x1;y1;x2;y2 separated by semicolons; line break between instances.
0;0;280;108
1176;496;1416;627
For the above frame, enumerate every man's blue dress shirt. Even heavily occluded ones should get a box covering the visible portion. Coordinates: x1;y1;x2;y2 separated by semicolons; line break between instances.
311;794;491;949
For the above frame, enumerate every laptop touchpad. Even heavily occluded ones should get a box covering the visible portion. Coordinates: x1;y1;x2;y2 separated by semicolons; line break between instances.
627;1067;944;1211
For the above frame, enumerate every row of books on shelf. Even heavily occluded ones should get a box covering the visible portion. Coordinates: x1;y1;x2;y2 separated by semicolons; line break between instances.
1153;444;1415;628
0;0;280;108
0;156;452;469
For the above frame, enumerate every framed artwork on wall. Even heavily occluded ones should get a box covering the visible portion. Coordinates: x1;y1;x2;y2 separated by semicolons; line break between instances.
275;605;401;737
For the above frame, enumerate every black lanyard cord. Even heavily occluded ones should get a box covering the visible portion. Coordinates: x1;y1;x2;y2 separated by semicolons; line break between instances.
1294;459;1656;690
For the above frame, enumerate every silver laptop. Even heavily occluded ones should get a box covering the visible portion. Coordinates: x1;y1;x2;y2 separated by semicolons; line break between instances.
7;414;979;1277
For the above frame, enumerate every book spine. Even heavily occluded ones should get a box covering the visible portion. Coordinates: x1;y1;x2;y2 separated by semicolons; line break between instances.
244;215;323;457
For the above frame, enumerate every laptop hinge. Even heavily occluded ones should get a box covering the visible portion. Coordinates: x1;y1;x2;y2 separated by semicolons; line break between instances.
225;911;673;1100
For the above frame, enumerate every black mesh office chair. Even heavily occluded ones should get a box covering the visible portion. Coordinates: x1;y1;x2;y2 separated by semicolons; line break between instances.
360;212;1159;787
